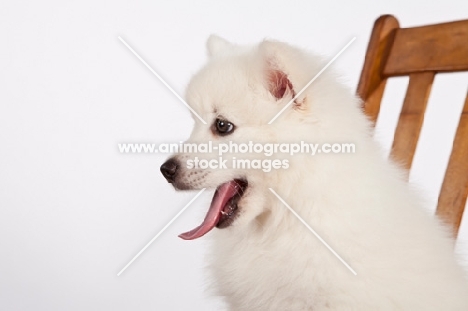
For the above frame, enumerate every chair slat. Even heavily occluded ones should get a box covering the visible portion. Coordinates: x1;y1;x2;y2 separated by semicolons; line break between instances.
390;72;435;171
436;91;468;238
384;20;468;76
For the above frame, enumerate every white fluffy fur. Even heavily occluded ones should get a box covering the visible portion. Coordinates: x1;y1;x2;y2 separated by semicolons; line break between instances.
172;37;468;310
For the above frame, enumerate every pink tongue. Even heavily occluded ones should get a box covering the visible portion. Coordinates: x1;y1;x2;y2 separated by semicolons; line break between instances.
179;181;239;240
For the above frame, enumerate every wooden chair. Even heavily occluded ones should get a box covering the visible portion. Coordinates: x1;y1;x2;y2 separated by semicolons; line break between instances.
357;15;468;238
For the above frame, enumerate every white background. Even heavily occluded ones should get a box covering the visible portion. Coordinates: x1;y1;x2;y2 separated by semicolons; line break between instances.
1;1;468;310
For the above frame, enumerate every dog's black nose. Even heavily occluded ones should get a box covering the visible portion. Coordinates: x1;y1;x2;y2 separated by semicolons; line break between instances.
160;158;178;183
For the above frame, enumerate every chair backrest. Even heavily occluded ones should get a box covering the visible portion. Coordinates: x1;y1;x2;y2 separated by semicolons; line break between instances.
357;15;468;238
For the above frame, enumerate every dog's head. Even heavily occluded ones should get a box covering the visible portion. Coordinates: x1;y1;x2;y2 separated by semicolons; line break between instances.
160;36;361;239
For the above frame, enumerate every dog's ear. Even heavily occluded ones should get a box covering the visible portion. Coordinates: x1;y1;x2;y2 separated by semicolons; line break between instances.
207;35;233;57
259;40;296;101
266;69;294;100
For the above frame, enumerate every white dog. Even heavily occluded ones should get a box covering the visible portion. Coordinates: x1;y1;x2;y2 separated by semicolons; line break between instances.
160;35;468;310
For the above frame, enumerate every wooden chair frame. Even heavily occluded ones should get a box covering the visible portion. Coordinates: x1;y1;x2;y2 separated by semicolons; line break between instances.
357;15;468;238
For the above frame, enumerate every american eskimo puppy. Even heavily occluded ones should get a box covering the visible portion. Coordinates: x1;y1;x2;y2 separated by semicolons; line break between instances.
160;35;468;310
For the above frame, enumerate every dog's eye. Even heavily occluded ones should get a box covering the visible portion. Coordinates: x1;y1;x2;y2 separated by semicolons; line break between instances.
214;118;235;136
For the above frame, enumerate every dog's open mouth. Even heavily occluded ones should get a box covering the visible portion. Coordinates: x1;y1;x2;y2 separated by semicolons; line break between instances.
178;179;247;240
